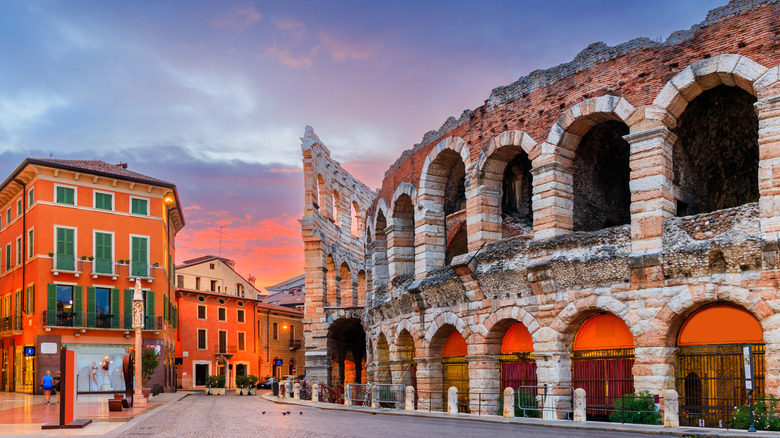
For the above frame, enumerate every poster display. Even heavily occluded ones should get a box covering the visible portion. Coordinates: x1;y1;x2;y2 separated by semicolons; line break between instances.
63;344;129;392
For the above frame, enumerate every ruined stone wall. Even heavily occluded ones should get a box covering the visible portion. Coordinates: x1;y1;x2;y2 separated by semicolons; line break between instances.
302;0;780;406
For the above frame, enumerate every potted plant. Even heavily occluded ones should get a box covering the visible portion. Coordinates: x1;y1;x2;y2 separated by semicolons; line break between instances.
88;255;94;261
205;375;216;395
246;375;259;395
80;255;87;260
137;347;159;399
48;252;54;257
208;374;226;395
235;375;248;395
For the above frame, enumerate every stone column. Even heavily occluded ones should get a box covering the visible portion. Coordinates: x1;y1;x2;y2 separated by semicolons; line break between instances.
388;359;407;386
623;126;676;255
532;350;572;419
573;388;586;422
632;345;675;395
415;209;445;280
756;95;780;239
466;182;502;251
467;354;500;416
414;357;442;411
531;160;574;240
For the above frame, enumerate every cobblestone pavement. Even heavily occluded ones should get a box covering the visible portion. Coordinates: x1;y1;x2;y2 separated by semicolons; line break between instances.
117;393;671;438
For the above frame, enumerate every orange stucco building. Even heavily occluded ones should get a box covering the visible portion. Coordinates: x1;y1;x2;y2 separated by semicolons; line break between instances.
0;159;184;394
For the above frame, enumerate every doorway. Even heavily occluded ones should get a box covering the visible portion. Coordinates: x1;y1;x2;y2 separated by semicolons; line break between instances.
195;364;208;387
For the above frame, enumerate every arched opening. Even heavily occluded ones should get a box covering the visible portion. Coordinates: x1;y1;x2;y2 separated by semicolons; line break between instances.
502;152;533;233
356;270;366;307
375;333;391;384
389;194;415;278
339;263;353;307
317;174;327;212
396;329;416;389
675;304;764;428
441;330;469;413
573;121;631;232
500;322;536;390
571;313;634;420
672;85;758;216
311;173;320;209
446;225;468;265
372;210;389;297
325;255;337;307
332;190;341;227
350;201;360;236
327;318;366;386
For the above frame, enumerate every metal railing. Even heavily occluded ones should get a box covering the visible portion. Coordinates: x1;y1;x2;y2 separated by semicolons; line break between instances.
299;381;312;401
289;339;302;350
415;391;446;412
52;254;80;273
214;345;238;355
374;384;406;409
588;392;661;424
0;316;11;331
130;262;149;278
318;383;344;404
346;384;371;406
92;258;114;275
44;311;161;330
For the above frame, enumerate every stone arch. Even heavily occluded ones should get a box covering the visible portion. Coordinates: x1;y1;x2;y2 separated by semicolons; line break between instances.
474;131;539;241
375;332;391;384
546;95;636;152
332;188;342;227
327;317;367;385
548;296;633;350
356;270;366;307
392;318;422;354
317;173;331;217
417;136;473;274
652;54;769;121
424;311;474;353
481;305;540;355
370;202;389;299
325;254;338;307
373;199;389;234
388;184;417;279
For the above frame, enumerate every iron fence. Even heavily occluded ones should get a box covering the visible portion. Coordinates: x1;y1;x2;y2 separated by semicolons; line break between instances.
572;347;635;419
43;311;161;330
414;391;446;412
299;381;312;400
346;384;371;406
676;344;766;429
318;383;344;405
502;385;575;420
373;384;406;409
588;392;662;425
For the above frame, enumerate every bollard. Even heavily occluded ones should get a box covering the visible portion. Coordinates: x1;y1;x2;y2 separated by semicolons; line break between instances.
312;383;319;402
287;382;293;398
664;389;679;428
293;382;301;400
573;388;586;422
448;387;458;415
503;387;514;418
344;384;352;406
371;385;378;409
405;386;415;411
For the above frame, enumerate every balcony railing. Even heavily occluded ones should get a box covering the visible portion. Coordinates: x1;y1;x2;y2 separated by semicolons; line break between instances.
13;314;21;331
45;311;162;331
214;345;238;355
92;258;115;276
51;254;81;276
289;339;302;350
130;261;149;279
0;316;11;331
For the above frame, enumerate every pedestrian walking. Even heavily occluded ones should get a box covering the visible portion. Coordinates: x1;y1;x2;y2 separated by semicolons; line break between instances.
41;371;53;404
53;371;61;403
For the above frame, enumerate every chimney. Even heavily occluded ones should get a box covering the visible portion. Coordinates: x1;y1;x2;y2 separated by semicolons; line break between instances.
247;274;256;286
115;163;128;169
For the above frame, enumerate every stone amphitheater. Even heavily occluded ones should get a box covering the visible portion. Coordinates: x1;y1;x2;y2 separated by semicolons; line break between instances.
300;0;780;426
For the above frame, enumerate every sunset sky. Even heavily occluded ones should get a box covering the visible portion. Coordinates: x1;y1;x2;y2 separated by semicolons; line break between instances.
0;0;726;289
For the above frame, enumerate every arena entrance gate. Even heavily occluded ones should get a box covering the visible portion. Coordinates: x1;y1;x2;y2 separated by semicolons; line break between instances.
675;304;765;428
441;330;469;413
571;313;635;420
500;322;536;390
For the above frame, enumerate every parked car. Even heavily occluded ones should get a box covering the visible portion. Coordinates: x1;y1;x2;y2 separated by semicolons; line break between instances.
258;377;275;390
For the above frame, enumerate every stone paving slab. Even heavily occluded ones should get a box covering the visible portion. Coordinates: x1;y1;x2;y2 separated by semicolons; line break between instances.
263;394;780;438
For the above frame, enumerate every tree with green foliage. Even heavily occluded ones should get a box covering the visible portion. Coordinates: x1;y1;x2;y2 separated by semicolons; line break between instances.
609;391;661;425
732;395;780;431
141;347;159;386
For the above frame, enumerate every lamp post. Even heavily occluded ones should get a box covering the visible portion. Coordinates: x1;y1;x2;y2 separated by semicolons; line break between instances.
132;279;147;406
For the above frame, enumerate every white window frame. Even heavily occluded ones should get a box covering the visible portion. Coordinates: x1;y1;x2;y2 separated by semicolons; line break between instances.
53;225;78;271
27;227;34;260
16;235;22;266
27;187;34;209
129;196;150;216
128;234;150;277
16;198;22;216
54;184;78;206
237;331;246;352
5;242;10;270
197;328;207;350
93;189;115;211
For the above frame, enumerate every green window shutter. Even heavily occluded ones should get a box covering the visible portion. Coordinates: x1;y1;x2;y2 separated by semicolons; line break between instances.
173;305;177;329
57;187;74;205
124;289;133;329
73;285;83;326
111;288;120;328
29;284;34;315
131;198;147;215
95;233;112;274
131;237;148;277
95;192;112;210
56;228;75;271
47;284;56;325
86;287;96;327
146;290;155;316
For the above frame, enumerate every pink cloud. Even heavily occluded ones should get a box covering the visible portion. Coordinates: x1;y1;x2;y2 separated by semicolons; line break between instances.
318;30;377;61
275;18;305;40
185;205;202;210
264;45;312;69
210;5;262;31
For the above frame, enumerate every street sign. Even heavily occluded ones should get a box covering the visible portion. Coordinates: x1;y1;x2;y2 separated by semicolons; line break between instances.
742;345;753;390
23;346;35;356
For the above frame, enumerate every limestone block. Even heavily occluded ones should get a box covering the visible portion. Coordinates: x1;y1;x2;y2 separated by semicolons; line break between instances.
503;387;514;417
405;386;415;411
652;81;686;119
663;390;679;428
573;388;586;422
670;66;702;102
755;67;780;97
733;56;769;94
716;54;741;87
691;57;721;90
447;387;458;414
